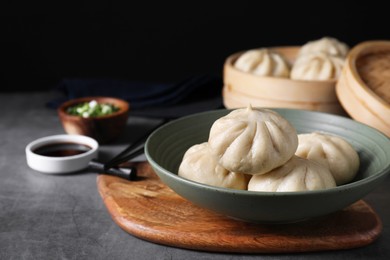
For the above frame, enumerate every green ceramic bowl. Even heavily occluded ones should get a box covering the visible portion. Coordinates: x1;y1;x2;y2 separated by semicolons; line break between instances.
145;109;390;223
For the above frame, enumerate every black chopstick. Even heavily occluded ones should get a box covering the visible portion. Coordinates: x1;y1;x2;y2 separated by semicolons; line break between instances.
104;145;145;170
103;118;169;170
88;160;137;180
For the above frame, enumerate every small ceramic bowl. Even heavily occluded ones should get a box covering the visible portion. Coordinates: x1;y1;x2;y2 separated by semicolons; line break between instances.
145;109;390;223
223;47;345;115
26;134;99;174
58;96;129;144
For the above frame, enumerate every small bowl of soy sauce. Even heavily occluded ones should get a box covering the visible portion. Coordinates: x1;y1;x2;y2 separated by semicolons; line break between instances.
26;134;99;174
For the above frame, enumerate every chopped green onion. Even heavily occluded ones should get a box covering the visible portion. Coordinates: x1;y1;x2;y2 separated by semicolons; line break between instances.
66;100;120;117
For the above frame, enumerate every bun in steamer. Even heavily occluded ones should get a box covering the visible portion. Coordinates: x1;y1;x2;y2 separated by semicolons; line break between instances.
298;37;349;58
291;52;345;80
234;48;290;78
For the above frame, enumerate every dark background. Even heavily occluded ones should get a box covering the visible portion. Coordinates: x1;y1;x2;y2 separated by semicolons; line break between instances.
1;1;389;92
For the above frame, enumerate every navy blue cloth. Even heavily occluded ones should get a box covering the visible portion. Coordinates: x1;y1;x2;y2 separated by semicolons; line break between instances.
47;74;223;118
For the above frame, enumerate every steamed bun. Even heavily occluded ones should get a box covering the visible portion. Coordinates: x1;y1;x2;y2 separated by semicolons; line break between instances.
178;142;249;190
298;37;349;58
248;156;336;192
234;48;290;77
291;52;344;80
208;106;298;175
295;132;360;185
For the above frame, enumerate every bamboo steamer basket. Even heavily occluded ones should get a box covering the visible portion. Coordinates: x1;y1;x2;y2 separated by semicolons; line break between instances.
336;41;390;137
223;47;345;115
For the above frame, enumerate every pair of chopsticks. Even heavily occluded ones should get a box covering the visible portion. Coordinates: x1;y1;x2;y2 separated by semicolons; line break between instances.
89;118;169;180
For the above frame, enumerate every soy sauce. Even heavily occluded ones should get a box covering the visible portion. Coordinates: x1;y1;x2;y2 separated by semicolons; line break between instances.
33;142;92;157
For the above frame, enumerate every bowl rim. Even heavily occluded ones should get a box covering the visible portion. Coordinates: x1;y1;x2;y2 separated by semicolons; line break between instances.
57;96;129;120
145;108;390;197
25;134;99;161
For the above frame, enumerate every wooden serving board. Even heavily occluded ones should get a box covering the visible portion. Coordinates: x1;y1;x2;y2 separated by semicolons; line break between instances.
97;162;382;253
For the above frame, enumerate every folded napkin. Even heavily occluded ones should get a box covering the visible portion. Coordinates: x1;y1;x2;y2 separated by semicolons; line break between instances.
47;74;223;118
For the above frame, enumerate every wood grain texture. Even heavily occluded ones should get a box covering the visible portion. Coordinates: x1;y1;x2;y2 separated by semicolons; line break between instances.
97;162;382;253
336;41;390;137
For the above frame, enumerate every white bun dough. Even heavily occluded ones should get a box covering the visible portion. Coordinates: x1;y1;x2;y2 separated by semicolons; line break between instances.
234;48;290;78
298;37;349;58
178;142;249;190
208;106;298;175
291;52;345;81
248;156;336;192
295;132;360;185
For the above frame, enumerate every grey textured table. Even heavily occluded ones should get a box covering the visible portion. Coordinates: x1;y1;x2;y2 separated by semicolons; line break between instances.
0;92;389;260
